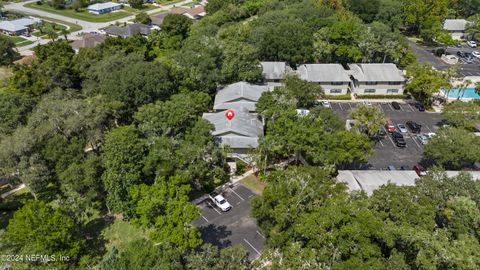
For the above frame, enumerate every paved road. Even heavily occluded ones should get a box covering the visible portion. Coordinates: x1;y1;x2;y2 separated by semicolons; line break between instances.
5;0;193;51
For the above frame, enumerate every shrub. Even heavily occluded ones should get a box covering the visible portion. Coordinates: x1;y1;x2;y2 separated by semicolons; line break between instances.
323;93;352;100
355;94;408;99
235;160;248;175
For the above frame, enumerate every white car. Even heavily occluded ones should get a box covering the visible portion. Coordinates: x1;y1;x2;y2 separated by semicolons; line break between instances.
426;132;436;138
417;134;429;145
473;51;480;58
209;192;232;212
467;40;477;48
397;123;408;133
321;100;331;108
362;101;372;106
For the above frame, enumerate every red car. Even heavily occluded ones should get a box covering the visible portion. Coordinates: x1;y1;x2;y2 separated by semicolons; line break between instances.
413;164;427;176
385;120;396;133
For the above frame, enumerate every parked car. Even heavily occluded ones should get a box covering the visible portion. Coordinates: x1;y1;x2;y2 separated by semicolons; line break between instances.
387;165;396;170
473;51;480;58
417;134;429;145
209;191;232;212
406;121;421;133
391;101;401;110
413;164;427;176
457;51;466;58
464;53;474;63
414;103;425;111
363;101;372;106
397;123;408;133
391;132;406;147
385;119;396;133
467;40;477;48
321;100;331;108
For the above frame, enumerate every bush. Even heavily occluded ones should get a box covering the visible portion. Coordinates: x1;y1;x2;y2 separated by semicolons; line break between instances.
36;0;42;5
355;94;408;99
324;93;352;100
235;159;248;175
433;48;446;57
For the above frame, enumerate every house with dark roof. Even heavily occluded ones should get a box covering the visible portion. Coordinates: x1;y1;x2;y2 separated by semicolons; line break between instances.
296;64;351;95
203;107;264;154
70;33;106;53
443;19;469;40
104;23;151;38
150;12;169;26
348;63;405;95
213;82;269;112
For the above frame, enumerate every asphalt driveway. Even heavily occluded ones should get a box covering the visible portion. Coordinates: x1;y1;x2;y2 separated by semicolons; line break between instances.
193;184;265;260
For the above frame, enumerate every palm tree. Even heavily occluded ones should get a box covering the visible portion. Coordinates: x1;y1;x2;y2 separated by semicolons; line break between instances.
60;28;68;41
46;28;58;42
348;104;387;138
459;79;472;100
475;82;480;96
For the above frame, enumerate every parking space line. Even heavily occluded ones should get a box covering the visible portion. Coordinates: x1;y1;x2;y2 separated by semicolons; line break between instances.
256;231;266;239
410;134;421;149
408;103;416;112
338;103;343;110
425;125;433;132
348;103;352;109
236;201;242;205
248;194;253;198
388;103;394;110
399;105;405;112
207;201;222;215
230;188;245;201
202;216;209;222
379;139;384;146
387;134;396;147
243;238;261;256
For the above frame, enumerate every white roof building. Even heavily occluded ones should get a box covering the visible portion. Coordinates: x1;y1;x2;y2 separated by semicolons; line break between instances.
297;64;351;83
348;63;405;83
87;2;122;11
443;19;469;32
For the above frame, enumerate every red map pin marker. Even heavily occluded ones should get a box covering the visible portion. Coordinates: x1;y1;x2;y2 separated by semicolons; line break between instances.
225;109;235;120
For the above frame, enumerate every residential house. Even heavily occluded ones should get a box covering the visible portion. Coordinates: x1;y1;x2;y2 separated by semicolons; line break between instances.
443;19;469;40
202;107;264;154
0;17;41;36
260;61;292;85
348;63;405;95
104;23;151;38
87;2;122;15
170;5;206;20
296;64;351;95
213;81;269;112
70;33;106;53
150;12;169;26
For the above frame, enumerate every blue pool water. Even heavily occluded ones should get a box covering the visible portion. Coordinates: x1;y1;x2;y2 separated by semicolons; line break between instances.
444;88;480;99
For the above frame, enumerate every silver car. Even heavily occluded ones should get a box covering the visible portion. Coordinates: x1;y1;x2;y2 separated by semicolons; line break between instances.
397;123;408;133
417;134;429;145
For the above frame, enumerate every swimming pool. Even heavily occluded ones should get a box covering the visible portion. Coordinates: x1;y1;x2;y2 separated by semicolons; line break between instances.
443;88;480;99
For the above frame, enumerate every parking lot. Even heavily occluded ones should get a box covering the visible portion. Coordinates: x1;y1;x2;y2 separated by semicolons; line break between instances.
193;184;265;260
330;102;445;169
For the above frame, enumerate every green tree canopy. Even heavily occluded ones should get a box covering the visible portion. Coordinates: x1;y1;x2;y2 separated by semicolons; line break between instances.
442;101;480;131
348;104;387;137
0;34;20;65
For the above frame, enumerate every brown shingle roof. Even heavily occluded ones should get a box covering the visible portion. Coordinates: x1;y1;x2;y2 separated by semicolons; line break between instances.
71;34;106;51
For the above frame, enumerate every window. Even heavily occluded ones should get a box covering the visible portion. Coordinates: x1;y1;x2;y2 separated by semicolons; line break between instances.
387;89;399;94
388;81;402;85
365;81;377;85
364;89;376;93
330;89;342;94
331;82;343;85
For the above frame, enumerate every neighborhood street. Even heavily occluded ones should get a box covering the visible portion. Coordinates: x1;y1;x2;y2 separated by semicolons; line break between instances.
4;0;193;51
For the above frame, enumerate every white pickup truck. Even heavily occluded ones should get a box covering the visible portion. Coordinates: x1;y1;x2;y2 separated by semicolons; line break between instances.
209;191;232;212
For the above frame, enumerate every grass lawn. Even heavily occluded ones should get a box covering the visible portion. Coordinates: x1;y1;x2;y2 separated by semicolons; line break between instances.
32;22;68;38
158;0;187;5
241;174;266;195
102;219;149;252
25;3;132;22
1;34;33;46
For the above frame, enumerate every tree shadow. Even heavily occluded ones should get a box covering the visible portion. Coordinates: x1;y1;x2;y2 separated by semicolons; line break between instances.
198;224;232;248
81;215;114;260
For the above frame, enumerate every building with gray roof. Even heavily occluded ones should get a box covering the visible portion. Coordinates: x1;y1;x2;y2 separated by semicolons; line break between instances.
213;81;269;112
0;17;41;36
337;170;480;195
104;23;151;38
443;19;469;40
203;107;263;154
87;2;122;14
348;63;405;96
296;64;351;95
260;61;292;82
